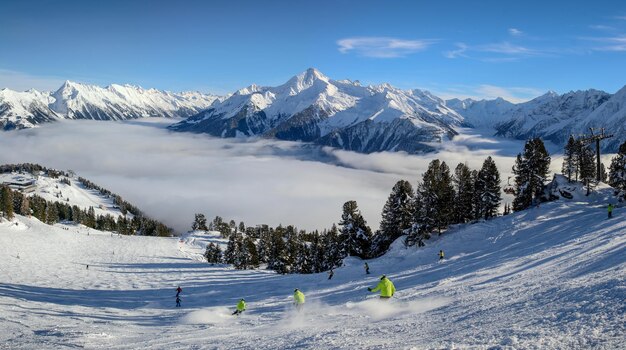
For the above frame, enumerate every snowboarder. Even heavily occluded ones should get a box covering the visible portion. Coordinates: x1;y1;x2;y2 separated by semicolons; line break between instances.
608;203;614;219
368;275;395;299
328;269;334;280
232;298;246;315
293;288;305;311
176;296;181;307
439;250;445;261
176;286;182;297
364;262;370;274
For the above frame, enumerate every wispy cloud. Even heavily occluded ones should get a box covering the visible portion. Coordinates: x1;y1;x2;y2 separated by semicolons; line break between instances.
479;41;538;55
0;69;66;92
444;41;541;61
444;43;468;58
508;28;523;36
337;37;434;58
589;24;616;31
583;34;626;51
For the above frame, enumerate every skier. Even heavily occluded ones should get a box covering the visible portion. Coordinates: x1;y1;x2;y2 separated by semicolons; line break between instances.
293;288;305;311
176;296;181;307
232;298;246;316
608;203;614;219
439;250;445;261
364;262;370;274
368;275;395;299
176;286;182;297
328;268;334;280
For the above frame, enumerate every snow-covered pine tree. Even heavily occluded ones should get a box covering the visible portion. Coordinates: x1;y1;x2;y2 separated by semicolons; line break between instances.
416;159;455;235
192;213;208;231
562;136;579;182
453;163;475;224
338;200;372;259
46;203;59;225
204;242;223;263
309;231;325;273
477;156;502;219
256;226;272;264
608;140;626;199
323;224;343;269
267;226;289;274
578;143;596;196
0;186;14;220
512;138;551;211
224;233;238;265
373;180;414;256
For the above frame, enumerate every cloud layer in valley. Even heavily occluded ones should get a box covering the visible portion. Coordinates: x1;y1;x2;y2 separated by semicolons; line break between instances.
0;119;565;234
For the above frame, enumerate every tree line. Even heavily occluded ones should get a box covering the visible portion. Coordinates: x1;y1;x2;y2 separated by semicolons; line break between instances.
0;164;172;236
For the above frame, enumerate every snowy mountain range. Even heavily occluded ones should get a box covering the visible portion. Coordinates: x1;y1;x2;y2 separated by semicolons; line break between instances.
168;68;465;154
0;81;219;130
448;87;626;151
3;69;625;153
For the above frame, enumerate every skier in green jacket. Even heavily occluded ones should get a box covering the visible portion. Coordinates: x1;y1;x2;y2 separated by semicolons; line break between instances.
232;298;246;315
368;275;396;299
608;203;614;219
293;288;305;310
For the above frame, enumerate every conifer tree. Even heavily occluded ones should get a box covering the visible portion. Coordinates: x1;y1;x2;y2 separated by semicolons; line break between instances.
224;233;238;265
415;160;455;234
374;180;414;256
323;224;343;269
192;213;208;231
453;163;475;224
608;140;626;199
578;143;596;195
338;200;372;259
512;138;551;211
562;136;579;182
476;156;502;219
204;242;223;263
1;186;14;220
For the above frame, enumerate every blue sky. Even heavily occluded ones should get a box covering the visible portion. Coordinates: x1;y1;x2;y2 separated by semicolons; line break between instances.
1;0;625;101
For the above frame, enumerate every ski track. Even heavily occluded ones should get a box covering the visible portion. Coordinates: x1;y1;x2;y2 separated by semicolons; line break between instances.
0;192;624;349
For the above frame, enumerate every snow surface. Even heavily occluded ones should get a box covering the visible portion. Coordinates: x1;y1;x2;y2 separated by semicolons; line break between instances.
0;172;126;219
1;183;624;349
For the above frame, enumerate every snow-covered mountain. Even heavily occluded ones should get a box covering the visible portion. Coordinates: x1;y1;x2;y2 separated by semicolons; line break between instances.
446;97;515;128
169;68;464;154
493;89;612;147
448;87;626;151
0;82;219;130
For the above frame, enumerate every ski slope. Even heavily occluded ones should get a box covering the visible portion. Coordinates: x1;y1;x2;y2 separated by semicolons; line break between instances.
0;186;624;349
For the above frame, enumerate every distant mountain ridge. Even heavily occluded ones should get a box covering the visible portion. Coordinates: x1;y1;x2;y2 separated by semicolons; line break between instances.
3;69;625;153
168;68;465;154
447;87;625;151
0;81;219;130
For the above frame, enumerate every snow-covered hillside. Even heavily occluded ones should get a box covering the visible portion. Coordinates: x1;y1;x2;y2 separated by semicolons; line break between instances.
169;68;464;154
446;97;515;129
448;87;626;152
0;82;219;130
0;171;125;218
0;182;623;349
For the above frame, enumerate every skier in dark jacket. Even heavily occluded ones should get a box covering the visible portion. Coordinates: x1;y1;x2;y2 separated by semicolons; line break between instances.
364;262;370;274
176;296;181;307
328;269;334;280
